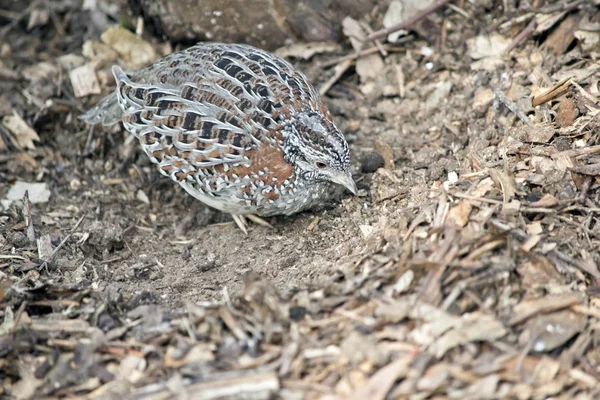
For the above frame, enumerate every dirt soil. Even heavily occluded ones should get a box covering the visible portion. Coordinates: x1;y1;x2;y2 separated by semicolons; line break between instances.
2;0;600;399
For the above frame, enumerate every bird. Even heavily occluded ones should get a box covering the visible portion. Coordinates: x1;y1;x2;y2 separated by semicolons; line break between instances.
81;42;356;233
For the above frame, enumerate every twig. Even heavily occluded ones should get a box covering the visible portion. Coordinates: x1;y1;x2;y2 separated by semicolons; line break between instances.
571;79;600;104
446;3;469;18
450;192;504;205
365;0;451;41
320;45;386;68
504;17;537;54
48;214;86;260
493;86;533;126
577;176;593;203
554;144;600;159
359;21;388;57
9;301;27;335
136;15;144;36
489;219;600;279
555;214;600;240
395;64;405;98
0;9;22;19
532;77;571;107
44;0;66;37
82;125;95;156
0;0;39;39
319;59;352;97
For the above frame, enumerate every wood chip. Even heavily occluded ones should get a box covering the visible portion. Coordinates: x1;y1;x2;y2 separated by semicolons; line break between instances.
510;293;584;325
69;63;101;98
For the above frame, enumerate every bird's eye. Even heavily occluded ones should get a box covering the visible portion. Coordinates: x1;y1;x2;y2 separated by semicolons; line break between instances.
316;162;327;169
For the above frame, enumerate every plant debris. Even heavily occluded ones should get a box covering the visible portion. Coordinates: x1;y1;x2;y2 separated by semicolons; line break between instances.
1;0;600;399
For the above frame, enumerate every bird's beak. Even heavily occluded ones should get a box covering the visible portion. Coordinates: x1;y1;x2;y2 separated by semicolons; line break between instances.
330;172;357;195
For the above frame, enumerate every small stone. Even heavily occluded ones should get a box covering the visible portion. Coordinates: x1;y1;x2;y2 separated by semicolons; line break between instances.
1;44;11;59
289;306;307;321
361;151;385;173
136;190;150;205
70;178;82;191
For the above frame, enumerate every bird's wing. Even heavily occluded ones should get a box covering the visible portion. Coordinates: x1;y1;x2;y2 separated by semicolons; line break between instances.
112;44;308;195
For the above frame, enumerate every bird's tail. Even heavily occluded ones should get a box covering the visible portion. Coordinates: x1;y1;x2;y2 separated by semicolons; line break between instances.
79;91;122;126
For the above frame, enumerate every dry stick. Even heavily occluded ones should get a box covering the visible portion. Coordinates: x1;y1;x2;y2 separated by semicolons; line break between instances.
10;301;28;335
0;9;21;19
320;45;387;68
319;59;352;97
43;0;66;37
494;87;534;126
359;21;388;57
48;214;86;260
504;17;537;54
23;190;36;244
532;77;571;107
555;144;600;159
365;0;452;41
450;192;504;205
576;176;593;204
136;15;145;36
447;3;469;18
0;0;39;38
571;79;600;103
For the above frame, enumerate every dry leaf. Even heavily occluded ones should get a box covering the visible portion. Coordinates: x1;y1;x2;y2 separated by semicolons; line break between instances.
447;200;472;227
82;40;119;65
557;98;579;127
342;17;366;52
2;111;40;150
431;313;507;357
359;224;375;239
348;354;414;400
574;29;600;52
517;256;565;287
382;0;405;42
502;355;560;386
489;169;516;204
118;354;146;383
535;11;570;34
100;26;157;69
467;33;511;71
356;54;385;83
510;124;556;144
27;8;49;31
467;34;511;59
463;374;500;399
542;14;581;55
473;87;494;113
529;193;559;208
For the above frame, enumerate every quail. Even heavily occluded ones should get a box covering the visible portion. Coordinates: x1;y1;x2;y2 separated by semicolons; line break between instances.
81;43;356;233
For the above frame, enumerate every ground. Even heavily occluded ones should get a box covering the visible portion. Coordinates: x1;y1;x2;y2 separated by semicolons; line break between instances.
1;0;600;398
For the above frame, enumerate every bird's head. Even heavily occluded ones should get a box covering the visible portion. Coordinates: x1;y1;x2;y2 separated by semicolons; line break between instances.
283;111;356;194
